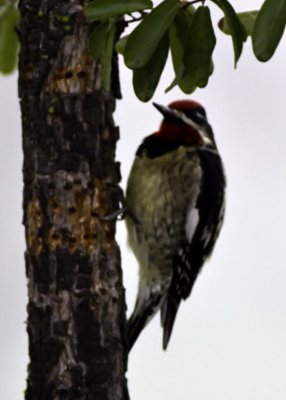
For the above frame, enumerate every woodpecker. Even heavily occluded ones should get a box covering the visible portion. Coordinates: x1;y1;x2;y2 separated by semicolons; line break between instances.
125;99;226;351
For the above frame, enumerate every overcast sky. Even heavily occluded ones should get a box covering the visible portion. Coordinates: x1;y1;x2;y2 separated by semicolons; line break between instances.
1;1;286;399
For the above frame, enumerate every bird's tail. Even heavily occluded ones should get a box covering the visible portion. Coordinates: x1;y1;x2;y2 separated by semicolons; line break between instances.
160;293;181;350
127;281;165;351
127;307;150;351
128;300;163;351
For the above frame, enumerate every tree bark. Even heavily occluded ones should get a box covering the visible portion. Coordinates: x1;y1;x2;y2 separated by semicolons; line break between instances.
18;1;128;399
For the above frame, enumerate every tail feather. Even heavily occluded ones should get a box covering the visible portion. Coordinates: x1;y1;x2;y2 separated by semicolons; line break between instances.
161;294;181;350
128;278;172;351
127;293;162;351
127;309;150;351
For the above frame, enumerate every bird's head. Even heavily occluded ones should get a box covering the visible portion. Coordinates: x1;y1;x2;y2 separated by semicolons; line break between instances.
153;100;216;148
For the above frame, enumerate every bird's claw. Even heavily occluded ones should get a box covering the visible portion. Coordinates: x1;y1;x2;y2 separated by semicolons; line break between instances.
100;206;128;222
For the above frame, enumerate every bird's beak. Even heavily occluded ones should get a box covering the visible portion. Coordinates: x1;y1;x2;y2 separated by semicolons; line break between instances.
153;102;200;128
152;102;176;119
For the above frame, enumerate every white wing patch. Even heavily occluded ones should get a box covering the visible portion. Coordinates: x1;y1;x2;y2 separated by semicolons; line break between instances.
185;207;199;243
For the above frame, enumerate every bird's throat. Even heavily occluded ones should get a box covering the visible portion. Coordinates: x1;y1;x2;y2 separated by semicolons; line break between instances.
156;121;203;146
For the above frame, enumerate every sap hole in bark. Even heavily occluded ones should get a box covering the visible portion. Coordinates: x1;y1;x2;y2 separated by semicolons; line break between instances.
53;73;61;80
76;275;91;290
64;182;73;190
36;237;42;247
65;71;74;79
52;201;59;211
68;236;78;251
57;389;68;399
91;211;98;218
99;287;107;295
68;206;77;214
77;71;87;79
83;233;90;240
53;320;69;336
51;233;60;240
24;63;34;79
103;222;115;239
48;182;56;189
115;281;123;291
49;231;60;250
70;363;86;378
74;178;82;186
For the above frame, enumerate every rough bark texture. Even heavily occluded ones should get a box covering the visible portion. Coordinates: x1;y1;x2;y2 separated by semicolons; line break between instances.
18;1;128;399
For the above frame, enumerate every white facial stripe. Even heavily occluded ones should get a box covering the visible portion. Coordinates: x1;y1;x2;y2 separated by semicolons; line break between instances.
173;110;212;146
173;110;199;130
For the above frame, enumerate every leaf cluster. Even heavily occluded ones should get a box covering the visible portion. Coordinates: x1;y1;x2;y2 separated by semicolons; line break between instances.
86;0;247;101
86;0;286;102
219;0;286;62
1;0;285;98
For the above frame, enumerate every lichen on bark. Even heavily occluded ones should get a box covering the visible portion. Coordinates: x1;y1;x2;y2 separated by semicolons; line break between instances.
18;1;128;399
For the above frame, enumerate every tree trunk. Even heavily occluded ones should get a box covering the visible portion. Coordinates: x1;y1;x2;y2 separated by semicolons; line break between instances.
18;1;128;399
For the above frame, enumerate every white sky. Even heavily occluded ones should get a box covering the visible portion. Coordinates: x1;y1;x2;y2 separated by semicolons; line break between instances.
1;1;286;398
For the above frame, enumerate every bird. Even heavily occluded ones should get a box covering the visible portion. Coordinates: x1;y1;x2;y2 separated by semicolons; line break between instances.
125;99;226;351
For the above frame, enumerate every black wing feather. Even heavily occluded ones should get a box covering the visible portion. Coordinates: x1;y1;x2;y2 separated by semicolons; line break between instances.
128;311;150;351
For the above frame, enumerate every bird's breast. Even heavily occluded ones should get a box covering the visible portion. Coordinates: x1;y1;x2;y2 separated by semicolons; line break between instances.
125;147;202;274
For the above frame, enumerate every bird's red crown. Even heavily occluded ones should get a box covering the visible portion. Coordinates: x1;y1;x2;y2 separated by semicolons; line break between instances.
168;99;204;113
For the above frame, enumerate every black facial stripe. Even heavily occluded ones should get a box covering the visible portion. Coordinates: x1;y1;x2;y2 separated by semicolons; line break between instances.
164;106;207;125
184;106;206;119
136;135;192;158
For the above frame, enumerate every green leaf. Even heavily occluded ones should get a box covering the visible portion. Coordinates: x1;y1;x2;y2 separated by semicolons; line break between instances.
168;6;215;94
89;20;116;91
124;0;180;69
219;10;259;37
178;60;214;94
197;59;214;88
84;0;153;21
89;22;109;60
133;32;169;102
252;0;286;62
115;35;129;55
183;6;216;89
0;5;19;74
211;0;246;66
101;22;117;91
168;7;195;92
0;4;6;15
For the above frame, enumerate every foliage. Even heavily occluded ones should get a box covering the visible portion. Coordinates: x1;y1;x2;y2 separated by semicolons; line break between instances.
219;0;286;62
0;2;19;74
1;0;286;101
85;0;286;101
252;0;286;61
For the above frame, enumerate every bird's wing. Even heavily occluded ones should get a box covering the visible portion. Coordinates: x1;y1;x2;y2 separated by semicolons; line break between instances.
161;148;226;349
